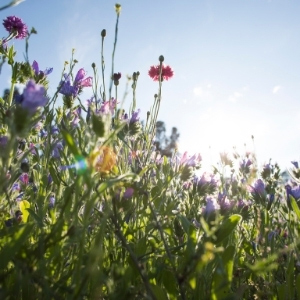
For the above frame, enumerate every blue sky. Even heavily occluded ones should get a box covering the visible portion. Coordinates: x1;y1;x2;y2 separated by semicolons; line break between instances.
1;0;300;171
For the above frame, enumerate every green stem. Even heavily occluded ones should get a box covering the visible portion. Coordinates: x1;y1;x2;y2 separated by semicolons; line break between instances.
109;13;119;100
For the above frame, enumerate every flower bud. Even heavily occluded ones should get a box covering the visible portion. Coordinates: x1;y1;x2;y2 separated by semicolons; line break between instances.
159;55;164;62
101;29;106;37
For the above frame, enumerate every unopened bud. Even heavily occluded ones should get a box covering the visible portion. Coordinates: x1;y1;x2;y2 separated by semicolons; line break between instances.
92;62;96;68
101;29;106;37
159;55;164;62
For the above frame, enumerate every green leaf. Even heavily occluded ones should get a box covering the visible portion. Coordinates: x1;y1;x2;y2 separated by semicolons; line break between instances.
290;195;300;220
215;214;242;245
211;245;235;300
61;129;81;156
19;200;30;223
150;284;168;300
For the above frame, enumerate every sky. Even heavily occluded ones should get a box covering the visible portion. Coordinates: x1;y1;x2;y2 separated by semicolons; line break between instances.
1;0;300;172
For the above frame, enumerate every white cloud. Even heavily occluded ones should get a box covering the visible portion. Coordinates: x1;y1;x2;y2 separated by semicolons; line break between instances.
228;92;243;102
193;84;213;101
272;85;282;94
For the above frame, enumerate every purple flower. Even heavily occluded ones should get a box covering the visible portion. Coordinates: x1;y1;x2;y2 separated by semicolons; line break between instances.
49;195;55;208
59;69;92;97
59;74;78;97
249;179;266;197
21;80;48;113
123;188;134;199
203;197;220;215
130;110;140;124
32;60;53;77
3;16;28;40
52;142;63;159
179;152;202;168
291;161;299;169
286;184;300;201
0;135;8;148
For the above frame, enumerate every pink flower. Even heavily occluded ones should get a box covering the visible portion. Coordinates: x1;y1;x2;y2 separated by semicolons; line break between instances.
148;64;174;81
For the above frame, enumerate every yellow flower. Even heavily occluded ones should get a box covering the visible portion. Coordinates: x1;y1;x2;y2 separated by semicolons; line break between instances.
89;146;117;174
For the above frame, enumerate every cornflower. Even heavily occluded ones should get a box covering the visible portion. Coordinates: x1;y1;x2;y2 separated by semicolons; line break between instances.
148;64;174;81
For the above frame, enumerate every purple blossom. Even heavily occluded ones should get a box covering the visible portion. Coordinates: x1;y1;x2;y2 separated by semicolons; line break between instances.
123;188;134;199
49;195;55;208
203;197;220;215
11;182;20;192
32;60;53;77
52;142;63;159
249;179;266;197
3;16;28;40
59;68;92;97
130;110;140;124
286;184;300;201
0;135;8;148
291;161;299;169
21;80;48;113
179;152;202;167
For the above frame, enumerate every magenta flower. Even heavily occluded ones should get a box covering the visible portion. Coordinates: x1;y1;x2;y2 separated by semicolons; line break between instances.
74;68;92;87
148;64;174;81
19;173;29;185
21;80;48;113
3;16;28;40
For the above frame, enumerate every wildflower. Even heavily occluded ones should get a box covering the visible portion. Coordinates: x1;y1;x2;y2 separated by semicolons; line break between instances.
0;135;8;148
249;179;266;197
3;16;28;40
148;64;174;81
240;158;252;174
97;98;118;115
203;197;220;215
19;173;29;185
52;142;63;159
195;173;218;196
20;80;48;113
286;184;300;201
123;187;134;199
179;152;202;168
291;161;299;169
59;68;92;97
49;195;55;208
32;60;53;78
89;146;117;174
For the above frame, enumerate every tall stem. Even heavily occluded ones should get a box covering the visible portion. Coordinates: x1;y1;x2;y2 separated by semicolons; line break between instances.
109;12;119;100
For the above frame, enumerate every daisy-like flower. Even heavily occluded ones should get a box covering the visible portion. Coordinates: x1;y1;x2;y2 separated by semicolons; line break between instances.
3;16;28;40
148;64;174;81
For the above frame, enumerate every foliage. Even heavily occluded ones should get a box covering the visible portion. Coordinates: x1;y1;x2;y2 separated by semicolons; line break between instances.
1;4;300;300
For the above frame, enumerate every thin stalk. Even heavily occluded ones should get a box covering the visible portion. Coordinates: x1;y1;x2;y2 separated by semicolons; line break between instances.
108;12;120;100
101;31;106;101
